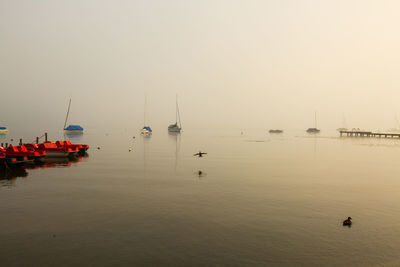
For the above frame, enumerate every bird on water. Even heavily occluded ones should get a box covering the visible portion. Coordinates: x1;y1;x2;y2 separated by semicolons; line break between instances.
343;217;352;226
194;151;207;157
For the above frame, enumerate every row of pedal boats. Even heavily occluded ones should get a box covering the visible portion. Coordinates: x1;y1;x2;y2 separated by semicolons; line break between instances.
0;140;89;166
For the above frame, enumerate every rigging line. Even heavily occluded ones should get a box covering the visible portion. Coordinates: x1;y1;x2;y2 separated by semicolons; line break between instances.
144;95;147;126
177;97;182;129
63;98;72;130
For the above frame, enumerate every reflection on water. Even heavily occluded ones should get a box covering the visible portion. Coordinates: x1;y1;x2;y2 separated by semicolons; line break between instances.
0;153;89;186
168;131;181;171
4;129;400;266
0;133;6;140
64;132;83;140
0;167;28;187
28;154;88;169
195;170;207;179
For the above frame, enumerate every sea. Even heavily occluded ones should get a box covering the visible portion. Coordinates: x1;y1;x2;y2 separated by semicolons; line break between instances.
1;128;400;266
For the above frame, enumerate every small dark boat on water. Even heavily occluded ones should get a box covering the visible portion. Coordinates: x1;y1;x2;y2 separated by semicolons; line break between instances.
269;129;283;134
306;128;320;133
306;111;320;133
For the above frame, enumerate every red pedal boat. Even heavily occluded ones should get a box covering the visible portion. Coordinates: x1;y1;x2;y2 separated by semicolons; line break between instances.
37;142;79;158
55;140;89;155
5;145;45;162
1;146;31;165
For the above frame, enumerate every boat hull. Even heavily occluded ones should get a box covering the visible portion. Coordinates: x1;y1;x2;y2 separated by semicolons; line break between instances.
306;128;320;133
141;131;152;136
269;130;283;134
45;151;78;158
64;130;83;133
0;130;8;133
168;127;181;133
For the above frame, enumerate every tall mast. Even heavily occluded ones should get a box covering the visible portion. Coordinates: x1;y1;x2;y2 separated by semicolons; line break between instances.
177;95;182;129
144;95;147;126
63;98;72;130
175;94;178;124
314;111;317;129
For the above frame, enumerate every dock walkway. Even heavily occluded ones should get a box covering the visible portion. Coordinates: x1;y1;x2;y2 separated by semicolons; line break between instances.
340;130;400;138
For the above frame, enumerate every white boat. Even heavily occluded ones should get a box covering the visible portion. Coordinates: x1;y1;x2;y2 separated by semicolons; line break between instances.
168;95;182;133
141;96;152;136
63;98;84;133
306;111;320;133
141;126;152;135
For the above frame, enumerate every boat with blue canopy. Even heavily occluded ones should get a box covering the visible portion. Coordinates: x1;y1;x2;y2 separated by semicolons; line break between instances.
0;126;8;133
64;125;84;133
63;98;84;133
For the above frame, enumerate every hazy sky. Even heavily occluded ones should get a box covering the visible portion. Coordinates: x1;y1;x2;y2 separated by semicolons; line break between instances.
1;0;400;132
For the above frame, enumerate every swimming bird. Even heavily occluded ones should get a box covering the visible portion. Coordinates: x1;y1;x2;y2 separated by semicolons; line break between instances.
97;147;101;150
343;217;352;226
194;151;207;157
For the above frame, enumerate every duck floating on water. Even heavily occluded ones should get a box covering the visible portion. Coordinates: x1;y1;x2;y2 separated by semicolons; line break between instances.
343;217;352;226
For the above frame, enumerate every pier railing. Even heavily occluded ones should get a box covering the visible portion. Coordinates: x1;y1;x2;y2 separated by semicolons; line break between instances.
340;130;400;138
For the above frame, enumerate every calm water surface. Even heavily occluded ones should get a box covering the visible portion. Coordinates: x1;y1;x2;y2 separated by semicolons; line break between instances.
1;128;400;266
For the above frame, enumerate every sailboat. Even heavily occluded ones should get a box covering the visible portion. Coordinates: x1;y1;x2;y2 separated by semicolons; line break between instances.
168;95;182;133
306;111;320;133
140;96;152;136
64;98;84;133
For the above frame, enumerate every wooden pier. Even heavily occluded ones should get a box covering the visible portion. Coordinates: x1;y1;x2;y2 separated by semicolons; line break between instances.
340;130;400;138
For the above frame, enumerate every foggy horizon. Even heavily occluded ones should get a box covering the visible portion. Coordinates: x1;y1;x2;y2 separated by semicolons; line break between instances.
4;2;400;266
2;0;400;131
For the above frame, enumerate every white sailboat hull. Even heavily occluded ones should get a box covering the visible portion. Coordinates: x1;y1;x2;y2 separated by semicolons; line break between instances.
141;129;152;136
168;127;181;132
168;95;182;133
